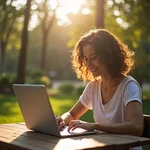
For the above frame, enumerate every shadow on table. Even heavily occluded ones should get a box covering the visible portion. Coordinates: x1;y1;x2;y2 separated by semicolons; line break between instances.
9;130;112;150
8;130;150;150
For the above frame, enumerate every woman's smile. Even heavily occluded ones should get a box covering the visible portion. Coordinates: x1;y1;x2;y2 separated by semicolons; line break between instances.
89;67;99;73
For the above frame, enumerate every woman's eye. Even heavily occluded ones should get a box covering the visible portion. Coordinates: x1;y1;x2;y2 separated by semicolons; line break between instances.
91;57;97;60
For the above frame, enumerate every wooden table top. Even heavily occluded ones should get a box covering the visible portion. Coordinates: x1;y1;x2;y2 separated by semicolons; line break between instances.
0;123;150;150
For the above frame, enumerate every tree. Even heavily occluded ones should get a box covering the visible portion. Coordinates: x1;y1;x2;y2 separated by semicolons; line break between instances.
95;0;105;28
111;0;150;84
0;0;23;73
67;0;106;48
38;0;58;71
16;0;32;83
27;23;75;80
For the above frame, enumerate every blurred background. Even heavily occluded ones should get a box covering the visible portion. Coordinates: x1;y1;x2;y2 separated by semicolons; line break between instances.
0;0;150;91
0;0;150;120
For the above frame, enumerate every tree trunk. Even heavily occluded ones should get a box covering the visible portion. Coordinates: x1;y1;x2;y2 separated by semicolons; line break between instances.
16;0;32;83
41;31;48;70
95;0;105;29
0;42;5;74
0;1;17;74
40;0;56;71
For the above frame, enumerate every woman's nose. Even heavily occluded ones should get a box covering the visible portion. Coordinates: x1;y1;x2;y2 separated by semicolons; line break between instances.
86;59;92;67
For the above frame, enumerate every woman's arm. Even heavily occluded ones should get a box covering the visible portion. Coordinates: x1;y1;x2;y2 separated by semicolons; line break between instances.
68;101;144;136
61;100;88;125
96;101;143;136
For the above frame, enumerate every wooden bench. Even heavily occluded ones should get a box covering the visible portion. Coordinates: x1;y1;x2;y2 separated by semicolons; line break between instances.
142;114;150;138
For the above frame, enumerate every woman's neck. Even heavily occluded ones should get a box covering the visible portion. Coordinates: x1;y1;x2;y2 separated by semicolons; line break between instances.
101;74;125;90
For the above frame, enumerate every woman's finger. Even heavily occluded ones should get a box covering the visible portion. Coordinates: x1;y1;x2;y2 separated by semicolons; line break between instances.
55;115;63;125
68;120;79;132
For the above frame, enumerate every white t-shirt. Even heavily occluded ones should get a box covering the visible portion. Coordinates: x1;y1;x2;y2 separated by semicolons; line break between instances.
79;75;142;150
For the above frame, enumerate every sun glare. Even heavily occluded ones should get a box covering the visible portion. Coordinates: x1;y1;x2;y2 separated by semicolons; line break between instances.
13;0;87;29
50;0;86;26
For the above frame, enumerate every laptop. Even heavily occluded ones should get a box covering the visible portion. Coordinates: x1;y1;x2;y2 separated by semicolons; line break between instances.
12;84;98;137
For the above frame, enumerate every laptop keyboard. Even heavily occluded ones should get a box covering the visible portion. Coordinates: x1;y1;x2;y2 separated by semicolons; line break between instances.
60;126;87;135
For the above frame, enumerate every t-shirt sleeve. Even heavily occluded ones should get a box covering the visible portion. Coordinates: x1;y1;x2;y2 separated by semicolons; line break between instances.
79;82;92;110
123;81;142;107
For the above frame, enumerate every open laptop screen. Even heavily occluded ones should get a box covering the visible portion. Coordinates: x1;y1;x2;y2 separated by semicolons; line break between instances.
13;84;98;137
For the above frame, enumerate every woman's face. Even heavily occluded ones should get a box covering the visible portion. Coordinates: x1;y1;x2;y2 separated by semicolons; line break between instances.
83;44;104;77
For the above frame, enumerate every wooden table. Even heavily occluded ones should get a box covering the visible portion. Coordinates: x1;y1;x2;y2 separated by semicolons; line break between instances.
0;123;150;150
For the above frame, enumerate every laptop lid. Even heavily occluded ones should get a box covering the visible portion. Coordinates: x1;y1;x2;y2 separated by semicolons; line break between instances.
13;84;98;137
13;84;61;136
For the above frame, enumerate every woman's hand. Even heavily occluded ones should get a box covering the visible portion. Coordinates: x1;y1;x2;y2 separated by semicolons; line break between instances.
55;115;66;131
68;120;95;132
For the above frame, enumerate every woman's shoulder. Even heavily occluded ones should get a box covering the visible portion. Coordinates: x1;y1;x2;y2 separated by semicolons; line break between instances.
85;78;102;89
120;75;141;90
121;76;142;105
122;75;140;85
88;78;102;85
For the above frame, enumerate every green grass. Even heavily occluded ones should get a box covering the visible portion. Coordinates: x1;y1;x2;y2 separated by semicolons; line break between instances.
0;92;150;123
0;94;23;123
0;92;94;124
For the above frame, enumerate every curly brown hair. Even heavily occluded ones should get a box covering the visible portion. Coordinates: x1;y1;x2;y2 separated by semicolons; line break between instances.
71;29;134;82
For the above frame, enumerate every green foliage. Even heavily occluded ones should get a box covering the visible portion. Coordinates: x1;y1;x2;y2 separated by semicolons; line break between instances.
0;0;25;73
40;76;51;87
26;67;44;78
0;73;16;90
27;76;51;87
76;85;85;96
58;83;86;97
1;0;150;84
111;0;150;84
142;89;150;101
26;68;51;87
58;82;75;95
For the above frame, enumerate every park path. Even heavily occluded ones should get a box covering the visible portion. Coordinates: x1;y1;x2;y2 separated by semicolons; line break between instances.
51;80;86;89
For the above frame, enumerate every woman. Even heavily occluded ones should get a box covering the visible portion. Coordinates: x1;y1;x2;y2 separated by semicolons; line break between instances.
56;29;143;149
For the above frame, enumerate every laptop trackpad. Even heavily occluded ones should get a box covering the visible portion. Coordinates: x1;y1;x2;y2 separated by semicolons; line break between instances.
60;126;97;137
